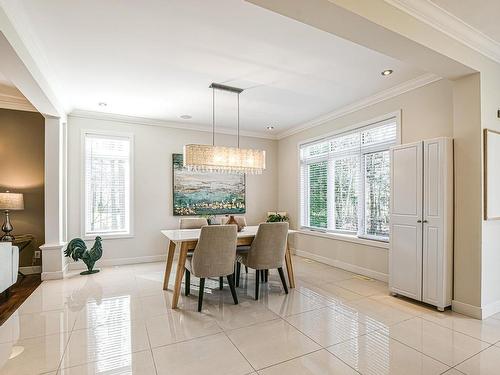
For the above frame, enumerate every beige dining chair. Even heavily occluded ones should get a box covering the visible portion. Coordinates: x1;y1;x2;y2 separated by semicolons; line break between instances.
179;217;208;229
224;216;249;276
235;222;289;300
184;225;239;312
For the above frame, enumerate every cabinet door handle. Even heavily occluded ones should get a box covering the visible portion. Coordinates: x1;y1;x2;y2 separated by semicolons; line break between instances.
423;220;428;223
417;220;422;223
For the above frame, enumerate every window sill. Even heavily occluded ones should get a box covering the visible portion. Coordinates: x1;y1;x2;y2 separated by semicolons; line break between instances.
297;229;389;249
83;233;134;241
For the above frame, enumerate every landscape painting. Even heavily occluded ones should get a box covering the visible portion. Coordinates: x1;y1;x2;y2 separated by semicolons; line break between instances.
172;153;246;216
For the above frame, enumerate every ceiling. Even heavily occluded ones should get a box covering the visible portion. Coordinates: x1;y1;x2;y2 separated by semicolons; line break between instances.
2;0;426;136
431;0;500;44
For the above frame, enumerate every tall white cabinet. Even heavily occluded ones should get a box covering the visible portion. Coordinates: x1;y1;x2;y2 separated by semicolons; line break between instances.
389;137;453;311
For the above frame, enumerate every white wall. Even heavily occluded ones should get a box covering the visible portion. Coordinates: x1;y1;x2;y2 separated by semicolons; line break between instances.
279;79;454;281
66;115;278;266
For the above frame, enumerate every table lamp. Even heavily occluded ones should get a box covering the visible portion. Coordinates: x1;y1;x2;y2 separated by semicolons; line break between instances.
0;191;24;241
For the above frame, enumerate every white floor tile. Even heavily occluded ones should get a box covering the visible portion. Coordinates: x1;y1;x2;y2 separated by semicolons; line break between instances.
0;333;69;375
60;320;150;369
258;290;329;317
56;350;156;374
3;258;500;374
296;282;365;305
72;294;145;330
328;330;450;375
333;277;389;297
456;345;500;375
258;349;358;374
386;317;490;366
421;310;500;344
336;297;415;328
205;300;279;331
145;309;221;348
152;332;253;375
226;319;320;370
285;306;376;346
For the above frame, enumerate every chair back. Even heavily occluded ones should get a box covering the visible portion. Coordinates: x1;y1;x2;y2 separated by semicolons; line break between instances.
179;217;208;229
191;225;238;278
246;222;289;270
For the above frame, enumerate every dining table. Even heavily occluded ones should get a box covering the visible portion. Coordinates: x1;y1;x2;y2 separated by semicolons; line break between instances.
161;225;296;309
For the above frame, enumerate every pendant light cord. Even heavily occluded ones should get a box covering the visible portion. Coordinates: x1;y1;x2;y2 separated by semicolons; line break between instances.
237;93;240;148
212;87;215;146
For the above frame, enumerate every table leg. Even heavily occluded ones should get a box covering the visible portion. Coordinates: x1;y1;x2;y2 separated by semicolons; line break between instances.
284;240;295;288
171;242;189;309
163;241;176;290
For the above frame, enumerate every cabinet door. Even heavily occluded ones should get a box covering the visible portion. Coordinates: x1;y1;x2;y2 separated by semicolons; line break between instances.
422;138;451;307
389;142;423;300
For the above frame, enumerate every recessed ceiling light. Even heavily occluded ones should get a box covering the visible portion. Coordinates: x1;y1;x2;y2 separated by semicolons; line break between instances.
381;69;393;76
180;115;192;119
266;126;275;130
98;102;107;107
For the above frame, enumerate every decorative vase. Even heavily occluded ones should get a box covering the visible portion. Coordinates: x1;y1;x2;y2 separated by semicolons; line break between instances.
227;215;243;232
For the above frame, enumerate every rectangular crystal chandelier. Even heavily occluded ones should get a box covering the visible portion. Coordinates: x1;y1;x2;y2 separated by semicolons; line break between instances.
183;83;266;175
184;144;266;174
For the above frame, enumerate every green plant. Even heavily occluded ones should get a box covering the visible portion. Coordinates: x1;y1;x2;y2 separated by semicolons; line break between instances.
266;213;289;222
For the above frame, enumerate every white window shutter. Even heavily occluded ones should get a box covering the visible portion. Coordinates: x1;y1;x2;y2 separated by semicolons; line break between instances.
84;133;132;236
299;118;397;241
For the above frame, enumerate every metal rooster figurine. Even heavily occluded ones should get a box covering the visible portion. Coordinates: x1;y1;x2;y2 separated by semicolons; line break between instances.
64;236;103;275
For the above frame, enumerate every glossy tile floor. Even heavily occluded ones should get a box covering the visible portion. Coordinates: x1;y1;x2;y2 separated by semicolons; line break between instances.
1;256;500;374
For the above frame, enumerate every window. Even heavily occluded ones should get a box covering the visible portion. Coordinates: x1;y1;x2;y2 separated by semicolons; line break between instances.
83;132;133;238
300;117;398;241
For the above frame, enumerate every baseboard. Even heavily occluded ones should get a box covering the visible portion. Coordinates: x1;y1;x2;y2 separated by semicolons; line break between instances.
41;270;65;281
19;266;41;275
452;300;482;319
293;248;389;282
67;254;166;270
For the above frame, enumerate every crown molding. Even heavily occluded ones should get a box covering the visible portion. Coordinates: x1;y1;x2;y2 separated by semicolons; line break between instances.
68;110;278;140
0;91;37;112
276;73;441;139
385;0;500;64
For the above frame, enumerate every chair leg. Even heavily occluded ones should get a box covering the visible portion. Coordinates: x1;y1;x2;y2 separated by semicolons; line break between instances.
245;266;248;273
265;269;269;282
198;278;205;312
219;276;223;290
227;274;239;305
255;269;260;300
236;262;241;287
277;267;288;294
185;269;190;296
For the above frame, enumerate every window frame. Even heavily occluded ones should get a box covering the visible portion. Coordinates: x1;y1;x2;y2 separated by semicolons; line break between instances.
81;129;135;240
297;111;401;243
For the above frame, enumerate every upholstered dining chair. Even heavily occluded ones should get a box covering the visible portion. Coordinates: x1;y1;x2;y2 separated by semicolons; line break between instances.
224;216;249;277
184;225;239;312
179;217;208;229
235;222;289;300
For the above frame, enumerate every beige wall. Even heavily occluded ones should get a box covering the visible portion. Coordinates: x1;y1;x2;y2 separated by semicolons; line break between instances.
66;115;279;265
480;69;500;308
279;79;454;279
452;74;482;307
0;108;44;268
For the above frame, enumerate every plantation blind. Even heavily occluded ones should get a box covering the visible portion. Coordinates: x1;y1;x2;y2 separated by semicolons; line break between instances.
84;133;132;236
299;118;397;240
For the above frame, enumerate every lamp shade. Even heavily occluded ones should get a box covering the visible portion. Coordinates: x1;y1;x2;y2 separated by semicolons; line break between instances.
0;192;24;210
183;144;266;174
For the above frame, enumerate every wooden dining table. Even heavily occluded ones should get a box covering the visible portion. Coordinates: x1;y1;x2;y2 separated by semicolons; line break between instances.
161;225;296;309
